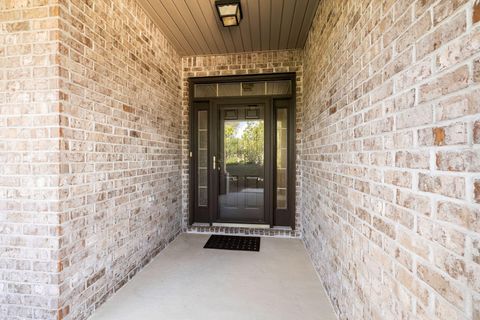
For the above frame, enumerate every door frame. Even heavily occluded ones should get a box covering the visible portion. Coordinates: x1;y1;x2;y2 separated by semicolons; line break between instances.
188;73;296;229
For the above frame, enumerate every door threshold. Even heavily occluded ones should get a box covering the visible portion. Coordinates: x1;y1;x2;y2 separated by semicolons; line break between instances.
191;223;210;227
212;223;270;229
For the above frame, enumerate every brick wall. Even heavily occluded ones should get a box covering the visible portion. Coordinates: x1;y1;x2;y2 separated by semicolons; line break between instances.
0;1;62;318
1;0;183;318
56;0;182;318
181;51;304;233
302;0;480;319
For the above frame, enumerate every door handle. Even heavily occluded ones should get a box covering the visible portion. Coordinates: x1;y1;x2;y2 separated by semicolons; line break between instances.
213;155;216;170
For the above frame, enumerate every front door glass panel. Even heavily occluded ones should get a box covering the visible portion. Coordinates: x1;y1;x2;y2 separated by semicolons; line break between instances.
218;106;265;222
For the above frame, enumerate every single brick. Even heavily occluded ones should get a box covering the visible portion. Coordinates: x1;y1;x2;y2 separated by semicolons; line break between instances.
437;201;480;231
418;122;467;146
396;189;431;216
396;105;433;129
418;173;465;199
395;151;430;169
472;237;480;264
373;216;396;239
474;180;480;203
436;150;480;172
435;89;480;121
5;21;30;32
385;203;414;229
384;170;412;188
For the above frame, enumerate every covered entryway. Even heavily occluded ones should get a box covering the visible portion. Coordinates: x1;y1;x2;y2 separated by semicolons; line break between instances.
189;75;296;228
2;0;479;319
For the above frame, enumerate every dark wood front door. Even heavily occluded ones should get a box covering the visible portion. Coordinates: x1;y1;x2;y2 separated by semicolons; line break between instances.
216;102;271;223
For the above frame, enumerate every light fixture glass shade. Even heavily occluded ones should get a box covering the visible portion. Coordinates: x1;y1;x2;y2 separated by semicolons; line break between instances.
222;16;238;27
217;4;238;16
215;0;242;27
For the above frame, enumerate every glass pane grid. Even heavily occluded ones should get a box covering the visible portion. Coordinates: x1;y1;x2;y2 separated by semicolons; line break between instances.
194;80;291;98
194;84;216;97
276;108;288;209
197;110;208;207
218;83;240;96
267;81;292;95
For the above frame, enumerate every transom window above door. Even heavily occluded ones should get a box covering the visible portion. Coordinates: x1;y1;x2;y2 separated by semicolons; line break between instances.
194;80;292;98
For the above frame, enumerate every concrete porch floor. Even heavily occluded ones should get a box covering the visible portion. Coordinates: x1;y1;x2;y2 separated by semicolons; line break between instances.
90;233;337;320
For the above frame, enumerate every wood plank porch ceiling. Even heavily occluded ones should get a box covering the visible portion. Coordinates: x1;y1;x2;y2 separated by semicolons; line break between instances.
137;0;321;56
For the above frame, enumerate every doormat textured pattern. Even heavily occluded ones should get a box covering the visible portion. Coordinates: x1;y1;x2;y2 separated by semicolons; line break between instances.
204;235;260;252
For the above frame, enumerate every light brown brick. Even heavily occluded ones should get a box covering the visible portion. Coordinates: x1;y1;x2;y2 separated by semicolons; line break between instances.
396;189;431;216
385;89;416;114
433;246;467;281
434;296;469;320
433;0;469;26
395;151;430;169
419;65;469;103
385;203;414;229
436;30;480;71
437;201;480;231
385;131;414;149
396;57;433;91
419;173;465;199
474;180;480;203
417;262;465;309
384;170;412;188
415;0;436;18
435;89;480;121
417;216;466;255
396;105;433;129
22;7;48;19
436;150;480;172
373;216;397;239
5;21;30;32
418;122;467;146
472;237;480;265
398;228;432;261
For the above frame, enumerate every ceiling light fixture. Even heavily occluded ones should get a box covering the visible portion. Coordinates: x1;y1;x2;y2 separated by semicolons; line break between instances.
215;0;243;27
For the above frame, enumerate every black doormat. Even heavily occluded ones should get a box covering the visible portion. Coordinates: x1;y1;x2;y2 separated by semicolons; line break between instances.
203;235;260;252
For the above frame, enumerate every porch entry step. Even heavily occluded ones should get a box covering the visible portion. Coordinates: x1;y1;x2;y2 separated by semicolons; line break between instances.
203;235;261;252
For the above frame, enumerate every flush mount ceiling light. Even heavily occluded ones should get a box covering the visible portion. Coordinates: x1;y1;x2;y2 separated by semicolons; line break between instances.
215;0;243;27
